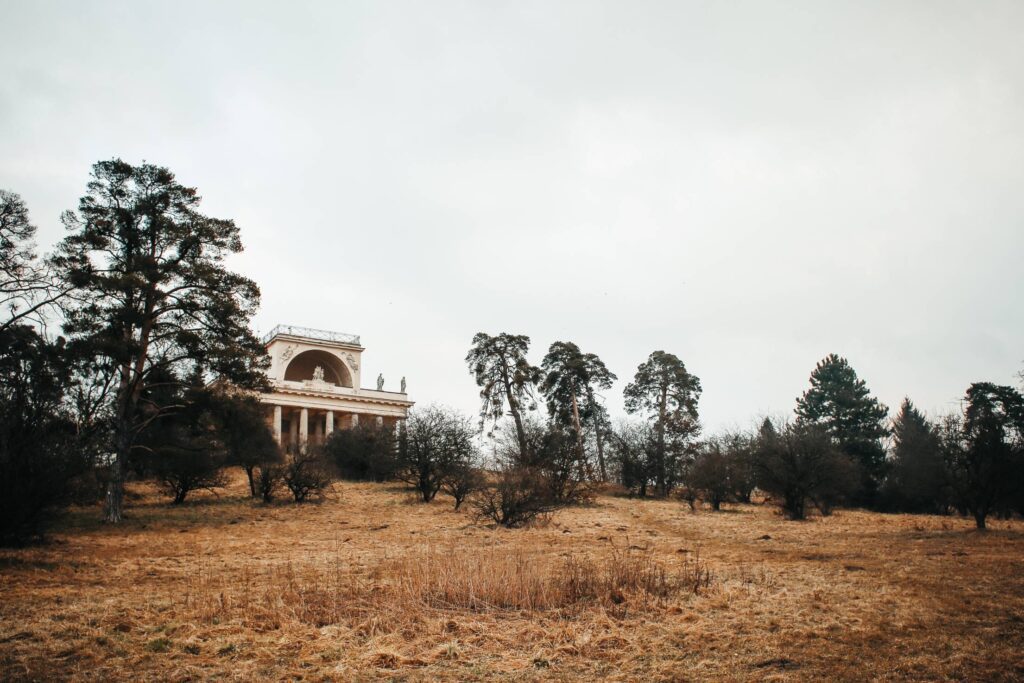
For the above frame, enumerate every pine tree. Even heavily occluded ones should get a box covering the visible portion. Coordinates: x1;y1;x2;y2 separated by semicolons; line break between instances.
465;332;540;463
883;398;945;512
795;353;888;503
51;160;268;522
624;350;701;496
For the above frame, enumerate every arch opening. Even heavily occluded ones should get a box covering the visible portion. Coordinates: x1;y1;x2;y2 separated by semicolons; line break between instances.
284;349;353;388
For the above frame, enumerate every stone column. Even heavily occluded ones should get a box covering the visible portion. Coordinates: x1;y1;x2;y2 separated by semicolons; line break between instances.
289;412;298;451
351;413;360;427
375;415;383;427
272;405;282;446
325;410;334;436
299;408;309;451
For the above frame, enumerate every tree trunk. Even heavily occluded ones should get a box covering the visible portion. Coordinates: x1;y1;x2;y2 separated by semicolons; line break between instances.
506;387;529;465
974;510;987;530
594;420;607;482
245;466;257;497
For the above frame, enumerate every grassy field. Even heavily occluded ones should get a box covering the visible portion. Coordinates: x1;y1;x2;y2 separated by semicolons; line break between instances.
2;474;1023;682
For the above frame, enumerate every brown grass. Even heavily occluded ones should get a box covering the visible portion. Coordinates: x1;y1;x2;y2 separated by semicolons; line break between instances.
2;473;1024;681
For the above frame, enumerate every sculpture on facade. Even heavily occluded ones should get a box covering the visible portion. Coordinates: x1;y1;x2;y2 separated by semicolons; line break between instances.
400;376;406;393
376;373;384;390
313;365;325;382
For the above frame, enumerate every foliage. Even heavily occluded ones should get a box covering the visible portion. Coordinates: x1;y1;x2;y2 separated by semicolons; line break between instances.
466;332;541;463
50;160;268;522
795;354;888;502
751;420;859;520
941;383;1024;529
398;406;477;502
623;351;702;496
610;420;659;497
0;326;88;545
323;421;397;482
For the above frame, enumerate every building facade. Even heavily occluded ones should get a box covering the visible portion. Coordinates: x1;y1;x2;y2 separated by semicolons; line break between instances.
260;324;413;451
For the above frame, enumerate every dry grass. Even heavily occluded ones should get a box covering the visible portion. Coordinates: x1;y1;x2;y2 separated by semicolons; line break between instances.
2;473;1024;681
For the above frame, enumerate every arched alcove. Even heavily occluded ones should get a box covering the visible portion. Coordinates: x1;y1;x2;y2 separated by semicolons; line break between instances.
284;349;353;387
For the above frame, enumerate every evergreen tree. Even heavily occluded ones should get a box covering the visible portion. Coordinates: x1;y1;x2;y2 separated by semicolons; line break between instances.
50;160;268;522
465;332;540;463
539;341;616;480
943;382;1024;529
623;350;701;496
882;398;946;513
795;353;888;503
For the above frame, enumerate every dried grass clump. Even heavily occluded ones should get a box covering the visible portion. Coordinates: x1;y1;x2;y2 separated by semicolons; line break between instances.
394;546;713;612
185;545;713;630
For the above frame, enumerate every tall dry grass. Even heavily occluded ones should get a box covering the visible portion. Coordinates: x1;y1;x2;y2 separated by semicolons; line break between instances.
184;544;714;630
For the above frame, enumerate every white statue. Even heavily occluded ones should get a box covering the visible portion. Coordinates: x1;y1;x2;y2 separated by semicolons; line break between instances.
400;376;406;393
376;373;384;390
312;365;325;382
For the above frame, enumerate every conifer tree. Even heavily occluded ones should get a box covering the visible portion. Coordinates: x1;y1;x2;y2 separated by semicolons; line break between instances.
51;160;268;522
624;350;701;496
795;353;888;502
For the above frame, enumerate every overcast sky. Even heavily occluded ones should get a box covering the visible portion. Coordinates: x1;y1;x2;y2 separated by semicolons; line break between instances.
2;1;1022;431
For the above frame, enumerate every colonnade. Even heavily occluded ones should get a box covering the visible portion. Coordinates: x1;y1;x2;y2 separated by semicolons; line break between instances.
268;405;389;451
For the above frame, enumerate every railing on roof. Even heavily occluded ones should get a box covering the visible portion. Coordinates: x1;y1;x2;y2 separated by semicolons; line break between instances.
262;324;361;346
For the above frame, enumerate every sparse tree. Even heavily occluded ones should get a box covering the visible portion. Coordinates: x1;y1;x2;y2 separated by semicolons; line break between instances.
752;420;858;520
398;406;477;502
466;333;541;463
623;351;702;496
254;463;284;503
611;420;658;496
689;438;733;510
51;160;268;522
795;354;888;504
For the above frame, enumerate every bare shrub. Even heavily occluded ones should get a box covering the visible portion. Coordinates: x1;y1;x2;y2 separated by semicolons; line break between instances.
398;406;477;502
440;463;485;510
472;466;557;528
282;449;332;502
255;464;284;503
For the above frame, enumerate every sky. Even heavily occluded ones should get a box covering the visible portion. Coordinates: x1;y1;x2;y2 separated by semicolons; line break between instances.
1;1;1022;432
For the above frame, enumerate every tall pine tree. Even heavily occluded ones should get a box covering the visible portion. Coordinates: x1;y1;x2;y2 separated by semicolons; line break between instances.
795;353;888;503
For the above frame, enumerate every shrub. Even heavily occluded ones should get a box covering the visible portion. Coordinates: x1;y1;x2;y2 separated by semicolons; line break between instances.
255;464;284;503
282;449;332;502
398;406;477;502
323;422;397;481
440;463;485;510
473;466;557;528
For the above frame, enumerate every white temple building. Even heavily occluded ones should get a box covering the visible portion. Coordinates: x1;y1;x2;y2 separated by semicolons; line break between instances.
260;324;413;451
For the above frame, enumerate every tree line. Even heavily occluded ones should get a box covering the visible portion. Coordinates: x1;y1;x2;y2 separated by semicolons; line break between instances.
2;160;1022;545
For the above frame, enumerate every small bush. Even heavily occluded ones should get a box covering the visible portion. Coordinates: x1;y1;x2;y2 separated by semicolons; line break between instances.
282;449;332;502
473;466;557;528
440;464;485;510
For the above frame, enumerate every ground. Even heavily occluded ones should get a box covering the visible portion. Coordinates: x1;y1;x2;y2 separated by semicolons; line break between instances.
2;474;1023;682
